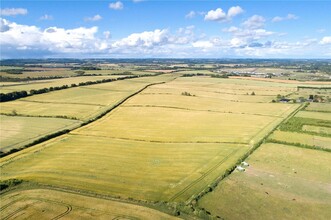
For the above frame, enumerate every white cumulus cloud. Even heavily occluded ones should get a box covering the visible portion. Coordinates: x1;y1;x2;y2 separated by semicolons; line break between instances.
205;6;243;22
85;14;102;22
192;40;213;49
272;13;298;22
185;11;196;19
40;14;53;20
242;15;265;29
112;29;169;48
0;19;106;54
109;1;124;10
320;36;331;44
0;8;28;16
103;31;111;39
227;6;244;18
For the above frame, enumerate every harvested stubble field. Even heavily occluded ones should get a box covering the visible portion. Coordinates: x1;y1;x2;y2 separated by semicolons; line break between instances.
0;115;79;153
0;69;77;79
0;75;177;119
0;189;178;220
199;143;331;220
1;76;300;206
0;74;177;152
0;75;119;94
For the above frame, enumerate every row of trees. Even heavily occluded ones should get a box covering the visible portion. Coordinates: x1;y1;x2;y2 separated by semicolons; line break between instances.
0;75;139;102
0;91;28;102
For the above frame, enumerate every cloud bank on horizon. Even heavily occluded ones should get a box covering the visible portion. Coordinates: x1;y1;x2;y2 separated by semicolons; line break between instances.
0;1;330;59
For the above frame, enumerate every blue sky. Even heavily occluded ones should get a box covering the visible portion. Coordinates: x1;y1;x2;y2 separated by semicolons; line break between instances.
1;0;331;58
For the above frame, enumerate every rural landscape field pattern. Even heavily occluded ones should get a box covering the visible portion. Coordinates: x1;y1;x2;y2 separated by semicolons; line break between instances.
1;66;331;219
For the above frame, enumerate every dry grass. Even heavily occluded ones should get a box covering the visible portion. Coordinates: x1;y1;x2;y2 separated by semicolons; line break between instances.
0;189;178;219
199;143;331;220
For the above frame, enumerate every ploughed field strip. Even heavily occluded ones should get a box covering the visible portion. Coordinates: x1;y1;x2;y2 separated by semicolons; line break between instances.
0;189;178;220
1;76;300;203
0;75;176;152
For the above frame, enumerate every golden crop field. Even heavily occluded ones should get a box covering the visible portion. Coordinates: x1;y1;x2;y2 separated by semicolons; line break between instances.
1;189;178;220
0;135;248;201
1;76;300;205
0;74;177;152
2;72;330;219
0;115;79;153
199;143;331;220
0;75;119;94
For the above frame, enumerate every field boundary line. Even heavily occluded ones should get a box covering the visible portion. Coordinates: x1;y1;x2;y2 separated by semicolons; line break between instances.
191;102;306;211
68;133;247;145
19;99;107;107
0;76;177;161
266;139;331;153
168;148;241;202
122;104;282;118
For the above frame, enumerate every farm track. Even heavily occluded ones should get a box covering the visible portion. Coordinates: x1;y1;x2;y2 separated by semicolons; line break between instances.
0;196;73;220
168;147;241;201
0;185;177;220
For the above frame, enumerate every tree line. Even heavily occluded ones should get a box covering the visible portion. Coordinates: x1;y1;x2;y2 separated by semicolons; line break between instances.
0;75;139;102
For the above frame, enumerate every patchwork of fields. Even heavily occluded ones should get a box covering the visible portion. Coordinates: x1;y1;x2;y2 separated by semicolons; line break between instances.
1;73;330;219
1;76;300;203
199;89;331;219
0;74;177;153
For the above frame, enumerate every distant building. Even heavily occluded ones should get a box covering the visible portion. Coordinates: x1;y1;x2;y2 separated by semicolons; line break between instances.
279;98;291;103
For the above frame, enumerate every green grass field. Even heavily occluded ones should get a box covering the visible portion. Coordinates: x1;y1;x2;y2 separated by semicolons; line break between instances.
199;143;331;220
302;125;331;135
0;115;79;153
268;130;331;149
295;111;331;121
305;103;331;112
